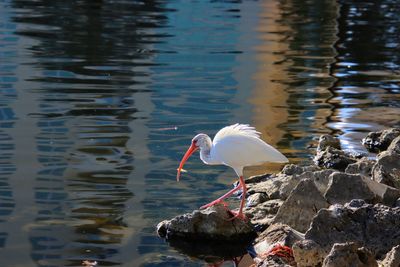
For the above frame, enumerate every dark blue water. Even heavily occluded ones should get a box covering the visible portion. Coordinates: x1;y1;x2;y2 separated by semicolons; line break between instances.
0;0;399;266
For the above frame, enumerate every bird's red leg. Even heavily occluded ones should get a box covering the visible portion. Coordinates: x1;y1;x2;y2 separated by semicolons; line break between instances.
200;183;241;209
227;176;247;221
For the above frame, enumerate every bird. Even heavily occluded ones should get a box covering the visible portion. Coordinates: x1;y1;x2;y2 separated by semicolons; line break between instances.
176;123;288;220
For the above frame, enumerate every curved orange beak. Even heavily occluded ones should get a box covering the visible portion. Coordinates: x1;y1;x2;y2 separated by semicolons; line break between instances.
177;142;198;181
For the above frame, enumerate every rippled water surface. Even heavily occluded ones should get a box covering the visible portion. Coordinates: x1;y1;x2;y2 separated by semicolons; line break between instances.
0;0;399;266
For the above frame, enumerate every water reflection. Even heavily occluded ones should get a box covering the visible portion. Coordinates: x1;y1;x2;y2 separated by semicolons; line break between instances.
0;0;399;266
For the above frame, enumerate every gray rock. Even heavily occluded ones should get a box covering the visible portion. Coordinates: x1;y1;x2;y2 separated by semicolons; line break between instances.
322;242;377;267
305;200;400;258
156;204;256;241
314;147;357;171
278;169;334;200
245;199;283;228
387;136;400;155
324;172;400;206
247;192;269;207
324;173;376;205
317;134;341;151
293;239;325;267
372;150;400;189
273;179;329;233
280;164;320;176
345;157;375;177
247;174;289;200
379;245;400;267
362;128;400;153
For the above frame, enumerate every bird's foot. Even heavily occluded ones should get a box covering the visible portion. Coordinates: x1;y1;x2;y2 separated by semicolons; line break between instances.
200;199;228;209
226;209;248;221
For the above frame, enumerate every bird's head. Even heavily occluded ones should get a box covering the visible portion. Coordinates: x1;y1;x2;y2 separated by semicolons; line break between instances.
176;134;209;181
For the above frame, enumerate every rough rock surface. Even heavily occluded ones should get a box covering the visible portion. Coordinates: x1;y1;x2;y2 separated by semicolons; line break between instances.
305;200;400;258
273;179;329;233
345;157;375;177
156;204;256;241
317;134;341;151
324;173;376;204
372;150;400;189
387;135;400;154
314;147;357;171
379;245;400;267
362;128;400;152
292;239;325;267
322;242;377;267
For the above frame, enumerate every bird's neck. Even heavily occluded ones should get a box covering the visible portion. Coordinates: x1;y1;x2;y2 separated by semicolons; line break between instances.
199;137;220;165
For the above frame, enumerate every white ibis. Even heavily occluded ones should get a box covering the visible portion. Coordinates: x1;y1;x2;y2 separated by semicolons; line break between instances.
176;123;288;220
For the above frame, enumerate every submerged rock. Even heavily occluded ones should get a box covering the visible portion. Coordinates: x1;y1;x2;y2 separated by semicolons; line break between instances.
157;204;256;241
362;128;400;153
322;242;377;267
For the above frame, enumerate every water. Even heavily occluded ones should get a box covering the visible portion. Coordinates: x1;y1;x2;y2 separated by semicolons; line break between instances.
0;0;399;266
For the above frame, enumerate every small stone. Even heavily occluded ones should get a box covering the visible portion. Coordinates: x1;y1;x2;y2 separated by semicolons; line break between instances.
387;136;400;155
317;134;341;151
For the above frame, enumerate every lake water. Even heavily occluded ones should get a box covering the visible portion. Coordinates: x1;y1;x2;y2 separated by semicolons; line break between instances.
0;0;399;266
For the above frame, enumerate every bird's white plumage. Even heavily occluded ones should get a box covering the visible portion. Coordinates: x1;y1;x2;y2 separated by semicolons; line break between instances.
208;123;288;176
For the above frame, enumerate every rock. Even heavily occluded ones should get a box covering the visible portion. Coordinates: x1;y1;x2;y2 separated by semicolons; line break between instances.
379;245;400;267
247;175;288;200
247;192;269;207
254;223;304;256
362;128;400;153
372;150;400;189
245;199;283;227
324;172;400;206
246;173;276;184
292;239;325;267
280;164;320;176
322;242;377;267
314;147;357;171
317;134;341;151
279;169;333;200
324;173;376;204
273;179;329;233
305;200;400;258
387;136;400;154
345;157;375;177
156;204;256;241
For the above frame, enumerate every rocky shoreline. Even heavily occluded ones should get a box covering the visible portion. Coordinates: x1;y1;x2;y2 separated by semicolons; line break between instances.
157;128;400;266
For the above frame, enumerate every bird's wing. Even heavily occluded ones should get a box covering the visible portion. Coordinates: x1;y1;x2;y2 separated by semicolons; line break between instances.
213;124;261;144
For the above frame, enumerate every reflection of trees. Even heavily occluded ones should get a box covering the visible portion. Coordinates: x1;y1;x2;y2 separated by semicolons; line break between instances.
8;0;169;265
273;0;338;155
329;0;400;143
